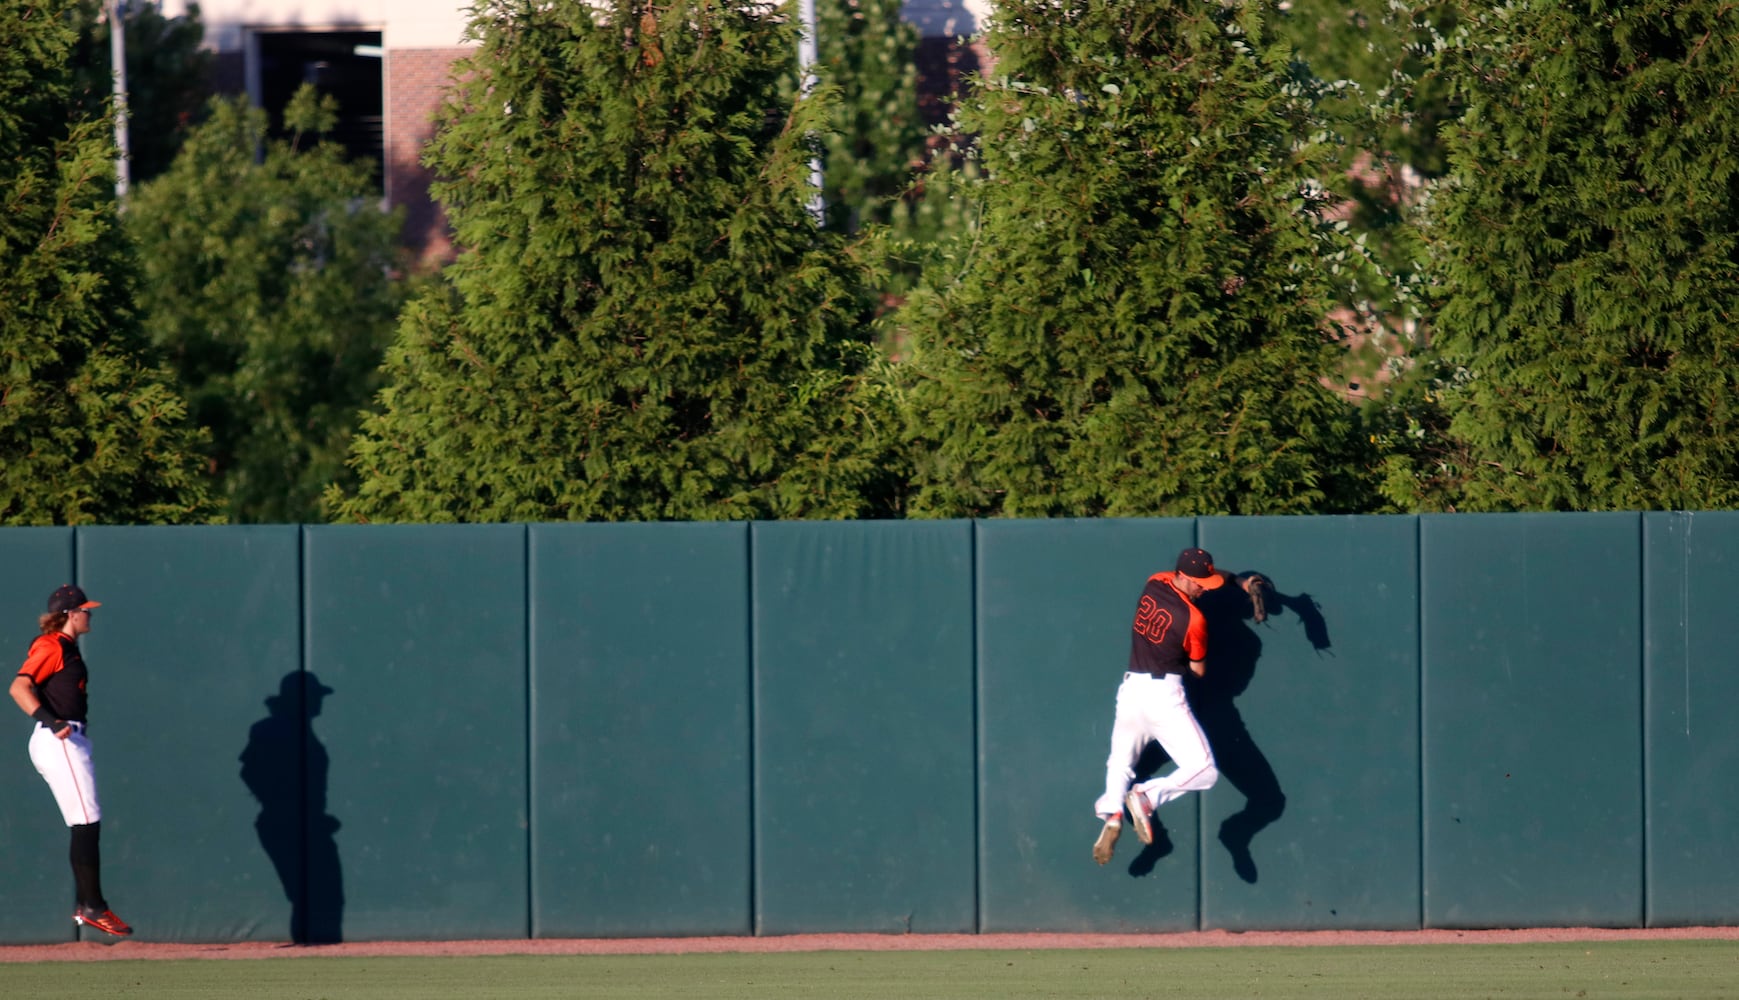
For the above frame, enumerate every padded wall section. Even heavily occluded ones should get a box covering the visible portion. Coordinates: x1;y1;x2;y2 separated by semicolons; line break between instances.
1421;514;1643;928
77;527;303;942
1197;516;1420;930
752;521;976;934
530;523;752;937
1643;512;1739;926
0;528;74;943
975;518;1200;932
303;526;528;941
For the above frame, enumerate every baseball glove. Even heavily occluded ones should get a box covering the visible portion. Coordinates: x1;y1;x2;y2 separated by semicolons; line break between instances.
1243;573;1272;623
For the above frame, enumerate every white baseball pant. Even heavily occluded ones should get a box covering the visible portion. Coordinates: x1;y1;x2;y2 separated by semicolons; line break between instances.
29;721;102;826
1095;671;1217;817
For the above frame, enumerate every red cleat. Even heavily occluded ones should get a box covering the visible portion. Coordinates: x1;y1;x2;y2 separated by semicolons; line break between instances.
74;905;133;937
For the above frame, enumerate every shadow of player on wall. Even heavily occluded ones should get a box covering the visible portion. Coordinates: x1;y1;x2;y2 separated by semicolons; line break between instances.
240;671;345;943
1187;573;1332;884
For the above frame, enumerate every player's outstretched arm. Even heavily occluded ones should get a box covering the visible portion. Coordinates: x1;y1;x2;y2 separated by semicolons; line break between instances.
1237;572;1272;623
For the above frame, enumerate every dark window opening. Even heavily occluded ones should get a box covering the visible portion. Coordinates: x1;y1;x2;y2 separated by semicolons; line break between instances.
257;30;384;186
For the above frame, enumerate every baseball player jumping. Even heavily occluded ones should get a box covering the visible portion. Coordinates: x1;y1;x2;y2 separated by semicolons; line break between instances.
10;585;133;937
1093;548;1225;865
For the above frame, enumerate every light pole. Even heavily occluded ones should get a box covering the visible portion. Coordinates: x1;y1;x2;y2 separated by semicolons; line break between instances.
796;0;824;224
107;0;131;205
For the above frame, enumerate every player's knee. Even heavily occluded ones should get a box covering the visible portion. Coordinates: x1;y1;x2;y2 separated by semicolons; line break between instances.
1193;764;1220;792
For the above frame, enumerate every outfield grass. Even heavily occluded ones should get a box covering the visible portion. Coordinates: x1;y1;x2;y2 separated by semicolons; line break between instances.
3;941;1734;999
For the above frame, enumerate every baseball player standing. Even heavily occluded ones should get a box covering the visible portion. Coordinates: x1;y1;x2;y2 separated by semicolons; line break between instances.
1093;548;1224;865
9;584;133;936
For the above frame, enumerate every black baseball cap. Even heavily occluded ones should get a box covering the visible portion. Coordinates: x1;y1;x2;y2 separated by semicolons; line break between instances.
47;584;101;613
1174;548;1226;590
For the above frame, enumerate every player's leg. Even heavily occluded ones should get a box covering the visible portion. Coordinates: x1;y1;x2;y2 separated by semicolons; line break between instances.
30;726;129;936
1091;675;1147;864
70;822;109;918
1094;675;1148;818
1130;677;1218;812
28;724;101;826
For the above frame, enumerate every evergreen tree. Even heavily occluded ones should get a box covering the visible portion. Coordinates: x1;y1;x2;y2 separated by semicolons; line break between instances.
331;0;898;523
126;88;409;524
68;0;212;185
898;0;1380;517
1402;0;1739;511
0;0;217;524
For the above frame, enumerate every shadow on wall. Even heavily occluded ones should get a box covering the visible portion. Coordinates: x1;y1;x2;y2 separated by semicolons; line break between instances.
1127;573;1332;883
239;671;345;943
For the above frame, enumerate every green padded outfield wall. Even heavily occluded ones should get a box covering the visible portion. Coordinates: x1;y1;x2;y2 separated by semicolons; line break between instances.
7;514;1739;944
77;527;303;943
1196;516;1420;931
529;522;752;937
975;517;1422;934
0;528;74;944
974;518;1200;933
1421;513;1643;928
1643;512;1739;926
751;521;977;934
302;526;529;941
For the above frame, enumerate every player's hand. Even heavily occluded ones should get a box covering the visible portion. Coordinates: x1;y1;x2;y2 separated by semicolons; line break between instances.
1240;573;1272;623
29;705;72;738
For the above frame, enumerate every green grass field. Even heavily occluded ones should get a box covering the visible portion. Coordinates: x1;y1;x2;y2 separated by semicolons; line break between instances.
3;941;1735;999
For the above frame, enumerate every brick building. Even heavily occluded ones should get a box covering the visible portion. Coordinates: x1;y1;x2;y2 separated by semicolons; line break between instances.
171;0;990;262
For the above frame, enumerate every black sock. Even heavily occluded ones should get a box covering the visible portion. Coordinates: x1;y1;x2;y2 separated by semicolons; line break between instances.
70;822;105;911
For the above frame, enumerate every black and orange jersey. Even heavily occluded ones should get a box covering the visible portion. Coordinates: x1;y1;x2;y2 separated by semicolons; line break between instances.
18;633;88;722
1127;571;1209;676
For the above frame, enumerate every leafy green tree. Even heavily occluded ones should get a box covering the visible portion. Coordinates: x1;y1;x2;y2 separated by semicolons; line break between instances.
1398;0;1739;511
897;0;1381;517
811;0;975;326
1276;0;1459;183
1272;0;1458;397
125;87;409;524
68;0;212;184
0;0;217;525
331;0;898;523
813;0;927;234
